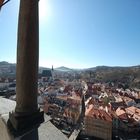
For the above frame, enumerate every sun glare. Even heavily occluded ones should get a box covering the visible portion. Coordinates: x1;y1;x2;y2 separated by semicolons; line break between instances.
39;0;51;23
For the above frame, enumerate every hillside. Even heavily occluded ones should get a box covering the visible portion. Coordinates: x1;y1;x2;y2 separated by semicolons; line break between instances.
0;61;16;77
86;65;140;88
0;61;140;88
55;66;73;72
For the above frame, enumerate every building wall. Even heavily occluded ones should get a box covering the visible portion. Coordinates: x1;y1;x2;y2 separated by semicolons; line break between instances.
84;116;112;140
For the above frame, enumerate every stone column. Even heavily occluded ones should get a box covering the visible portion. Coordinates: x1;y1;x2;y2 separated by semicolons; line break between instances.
15;0;39;114
8;0;44;137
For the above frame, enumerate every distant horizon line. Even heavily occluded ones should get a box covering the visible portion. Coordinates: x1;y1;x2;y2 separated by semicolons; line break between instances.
0;61;140;69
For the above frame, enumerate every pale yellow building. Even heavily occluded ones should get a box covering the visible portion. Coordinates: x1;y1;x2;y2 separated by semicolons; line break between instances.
84;105;112;140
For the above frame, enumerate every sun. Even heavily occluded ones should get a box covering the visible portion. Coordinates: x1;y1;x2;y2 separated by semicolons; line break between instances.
39;0;51;23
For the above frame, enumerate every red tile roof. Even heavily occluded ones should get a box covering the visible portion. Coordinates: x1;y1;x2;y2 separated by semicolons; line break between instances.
85;105;112;122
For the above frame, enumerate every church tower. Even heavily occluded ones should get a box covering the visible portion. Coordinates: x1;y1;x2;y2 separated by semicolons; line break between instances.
51;65;54;80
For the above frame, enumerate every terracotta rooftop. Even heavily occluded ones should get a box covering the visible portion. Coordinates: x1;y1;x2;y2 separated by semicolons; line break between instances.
115;107;128;120
85;105;112;122
126;106;140;115
116;107;126;116
56;95;68;101
122;96;133;102
68;95;81;101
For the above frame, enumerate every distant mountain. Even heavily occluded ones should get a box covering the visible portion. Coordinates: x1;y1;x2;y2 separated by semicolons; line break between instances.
0;61;16;76
0;61;10;65
55;66;73;72
0;61;140;73
86;65;140;71
0;61;140;88
85;65;140;88
0;61;16;66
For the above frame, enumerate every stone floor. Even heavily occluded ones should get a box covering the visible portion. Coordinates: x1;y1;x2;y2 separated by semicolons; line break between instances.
0;97;68;140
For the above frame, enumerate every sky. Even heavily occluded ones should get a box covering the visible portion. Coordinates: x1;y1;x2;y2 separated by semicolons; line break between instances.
0;0;140;68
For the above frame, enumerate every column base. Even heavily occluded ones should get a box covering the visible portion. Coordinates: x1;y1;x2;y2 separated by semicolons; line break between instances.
7;110;44;137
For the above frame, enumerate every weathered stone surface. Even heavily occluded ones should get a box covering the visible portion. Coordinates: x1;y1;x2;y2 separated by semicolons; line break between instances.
8;0;44;136
15;0;39;113
0;98;67;140
0;98;15;140
0;98;16;115
38;120;68;140
0;117;13;140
